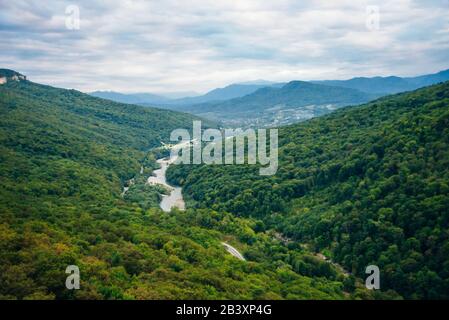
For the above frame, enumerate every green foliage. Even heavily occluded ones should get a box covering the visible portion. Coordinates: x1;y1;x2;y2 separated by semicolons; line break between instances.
124;174;169;210
167;81;449;299
0;77;358;300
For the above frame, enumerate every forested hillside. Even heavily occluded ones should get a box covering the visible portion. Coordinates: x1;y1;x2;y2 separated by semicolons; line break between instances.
167;81;449;299
0;70;377;300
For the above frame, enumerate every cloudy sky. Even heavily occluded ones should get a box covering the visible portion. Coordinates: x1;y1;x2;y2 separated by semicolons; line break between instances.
0;0;448;94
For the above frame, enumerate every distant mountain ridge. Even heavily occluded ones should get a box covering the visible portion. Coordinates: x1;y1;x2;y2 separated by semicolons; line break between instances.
89;91;171;105
172;80;380;127
89;68;449;127
89;81;284;107
168;82;284;106
163;68;449;127
88;69;449;108
313;69;449;94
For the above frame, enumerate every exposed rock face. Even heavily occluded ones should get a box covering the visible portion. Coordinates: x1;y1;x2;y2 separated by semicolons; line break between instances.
0;69;27;84
11;75;26;81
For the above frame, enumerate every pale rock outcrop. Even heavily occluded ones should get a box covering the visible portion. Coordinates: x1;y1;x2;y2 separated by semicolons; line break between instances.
0;70;27;84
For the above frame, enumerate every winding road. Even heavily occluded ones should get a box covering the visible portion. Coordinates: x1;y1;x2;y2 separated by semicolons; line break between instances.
221;242;245;261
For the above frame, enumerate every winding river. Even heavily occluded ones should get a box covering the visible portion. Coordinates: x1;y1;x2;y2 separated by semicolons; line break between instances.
147;154;185;212
146;140;245;260
147;140;196;212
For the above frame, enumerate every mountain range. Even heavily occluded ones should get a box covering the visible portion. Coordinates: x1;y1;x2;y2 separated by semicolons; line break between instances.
89;68;449;128
313;69;449;94
175;80;379;127
164;82;285;106
89;91;172;105
90;82;284;106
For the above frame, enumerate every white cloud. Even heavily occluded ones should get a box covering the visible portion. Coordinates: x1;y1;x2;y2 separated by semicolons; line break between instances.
0;0;448;93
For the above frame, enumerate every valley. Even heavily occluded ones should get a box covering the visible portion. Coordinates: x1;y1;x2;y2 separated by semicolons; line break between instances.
1;68;448;300
166;80;449;299
1;69;367;300
2;0;449;308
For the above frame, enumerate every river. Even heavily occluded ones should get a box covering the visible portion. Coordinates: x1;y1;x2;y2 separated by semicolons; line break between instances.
146;140;196;212
147;155;185;212
147;140;245;261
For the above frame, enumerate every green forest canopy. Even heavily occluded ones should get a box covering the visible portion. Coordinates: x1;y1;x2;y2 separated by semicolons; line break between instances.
0;74;383;299
167;81;449;299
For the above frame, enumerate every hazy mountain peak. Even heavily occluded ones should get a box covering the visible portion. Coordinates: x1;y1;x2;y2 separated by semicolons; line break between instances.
236;79;276;85
312;68;449;94
282;80;313;89
89;90;170;105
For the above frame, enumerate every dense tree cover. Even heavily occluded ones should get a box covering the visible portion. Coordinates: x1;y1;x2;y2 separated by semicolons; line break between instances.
167;81;449;299
0;76;373;299
123;175;169;211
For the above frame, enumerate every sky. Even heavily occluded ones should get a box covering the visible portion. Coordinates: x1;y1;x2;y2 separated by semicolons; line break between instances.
0;0;448;94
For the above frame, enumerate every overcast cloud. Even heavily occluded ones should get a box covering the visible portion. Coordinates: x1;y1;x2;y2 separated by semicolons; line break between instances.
0;0;448;93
